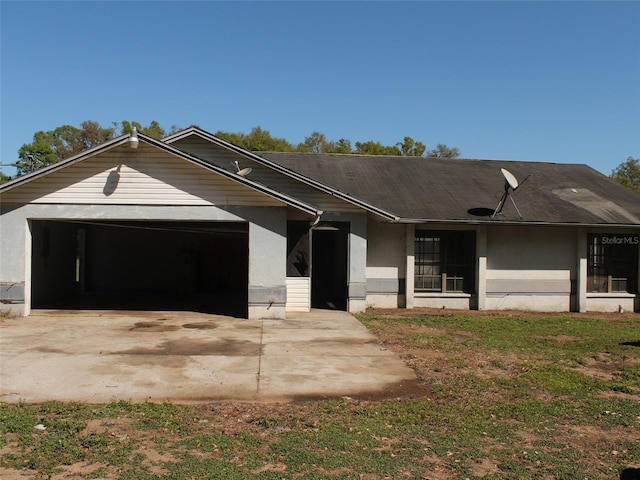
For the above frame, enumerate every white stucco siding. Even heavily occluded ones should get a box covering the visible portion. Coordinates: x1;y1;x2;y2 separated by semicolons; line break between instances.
485;226;576;311
586;295;636;313
365;221;406;308
366;222;406;278
0;209;28;282
2;144;284;207
0;208;30;315
347;213;368;312
413;295;474;310
247;208;288;319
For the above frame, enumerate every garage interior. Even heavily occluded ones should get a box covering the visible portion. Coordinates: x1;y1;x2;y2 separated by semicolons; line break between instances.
30;220;249;317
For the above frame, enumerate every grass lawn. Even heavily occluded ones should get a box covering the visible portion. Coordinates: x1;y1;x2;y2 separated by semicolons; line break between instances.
1;310;639;479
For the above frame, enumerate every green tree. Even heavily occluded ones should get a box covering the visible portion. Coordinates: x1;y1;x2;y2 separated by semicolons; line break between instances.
116;120;177;139
0;170;11;184
215;127;295;152
118;120;142;135
354;140;401;156
397;136;426;156
16;122;461;176
332;138;353;154
16;131;59;175
17;120;116;174
16;120;178;175
426;143;460;158
298;131;330;153
610;156;640;193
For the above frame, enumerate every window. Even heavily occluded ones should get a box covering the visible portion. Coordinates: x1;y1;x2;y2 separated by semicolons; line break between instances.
588;234;639;293
415;230;476;293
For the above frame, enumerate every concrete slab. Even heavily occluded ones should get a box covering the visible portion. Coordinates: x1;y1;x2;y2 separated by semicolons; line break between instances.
0;310;418;403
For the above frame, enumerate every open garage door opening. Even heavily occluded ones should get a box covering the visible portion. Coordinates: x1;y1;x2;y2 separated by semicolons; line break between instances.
30;220;249;317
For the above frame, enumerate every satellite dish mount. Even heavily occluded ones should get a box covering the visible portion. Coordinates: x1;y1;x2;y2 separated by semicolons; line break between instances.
232;160;252;177
491;168;527;219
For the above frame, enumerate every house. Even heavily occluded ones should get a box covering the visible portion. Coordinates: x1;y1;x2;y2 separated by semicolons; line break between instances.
1;127;639;318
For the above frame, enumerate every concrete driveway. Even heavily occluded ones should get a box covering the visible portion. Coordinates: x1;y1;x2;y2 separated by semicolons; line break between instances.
0;309;418;403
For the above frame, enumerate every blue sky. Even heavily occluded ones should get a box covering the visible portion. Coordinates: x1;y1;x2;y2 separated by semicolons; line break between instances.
1;1;639;177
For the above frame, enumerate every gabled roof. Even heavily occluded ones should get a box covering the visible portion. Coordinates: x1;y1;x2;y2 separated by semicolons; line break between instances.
164;127;399;221
0;132;322;216
4;126;638;227
258;152;640;226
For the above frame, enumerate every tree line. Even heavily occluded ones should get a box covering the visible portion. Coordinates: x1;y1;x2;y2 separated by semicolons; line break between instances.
2;120;638;193
8;120;460;177
610;157;640;193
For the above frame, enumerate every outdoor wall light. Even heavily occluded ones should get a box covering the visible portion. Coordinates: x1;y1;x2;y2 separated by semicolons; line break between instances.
129;127;139;149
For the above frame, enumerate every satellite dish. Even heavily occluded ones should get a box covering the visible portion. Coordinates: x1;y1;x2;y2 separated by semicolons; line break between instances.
501;168;519;190
232;160;252;177
492;168;528;219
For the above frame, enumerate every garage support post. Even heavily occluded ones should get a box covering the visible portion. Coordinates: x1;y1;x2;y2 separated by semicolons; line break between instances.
247;208;287;319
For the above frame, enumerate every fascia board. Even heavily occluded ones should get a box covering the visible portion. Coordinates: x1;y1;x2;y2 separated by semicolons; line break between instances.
0;136;131;193
398;217;640;228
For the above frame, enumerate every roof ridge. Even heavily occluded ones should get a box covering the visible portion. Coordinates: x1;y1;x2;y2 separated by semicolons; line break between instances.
258;151;586;166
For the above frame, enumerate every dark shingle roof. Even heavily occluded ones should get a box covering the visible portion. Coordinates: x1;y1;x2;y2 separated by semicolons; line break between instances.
258;153;640;225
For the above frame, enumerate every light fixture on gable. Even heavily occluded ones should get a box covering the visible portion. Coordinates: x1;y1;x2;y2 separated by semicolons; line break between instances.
128;127;139;149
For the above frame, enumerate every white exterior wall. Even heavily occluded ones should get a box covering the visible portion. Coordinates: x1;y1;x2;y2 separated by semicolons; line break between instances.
400;224;640;313
365;221;406;308
0;205;30;316
331;212;368;313
405;224;415;309
476;226;488;310
247;208;287;319
586;295;636;313
484;226;575;311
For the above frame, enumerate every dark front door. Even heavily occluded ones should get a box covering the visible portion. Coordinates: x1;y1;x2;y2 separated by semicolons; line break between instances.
311;225;348;310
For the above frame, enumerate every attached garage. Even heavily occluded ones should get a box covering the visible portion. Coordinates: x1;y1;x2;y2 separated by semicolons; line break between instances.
30;220;248;316
1;130;325;319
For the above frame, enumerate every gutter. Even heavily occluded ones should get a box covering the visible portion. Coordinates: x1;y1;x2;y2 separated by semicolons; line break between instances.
397;217;640;228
